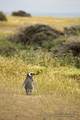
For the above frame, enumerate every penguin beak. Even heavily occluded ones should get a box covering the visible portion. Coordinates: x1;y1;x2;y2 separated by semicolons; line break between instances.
32;73;36;75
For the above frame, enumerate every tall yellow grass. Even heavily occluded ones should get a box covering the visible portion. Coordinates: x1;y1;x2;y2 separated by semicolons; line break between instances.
0;56;79;100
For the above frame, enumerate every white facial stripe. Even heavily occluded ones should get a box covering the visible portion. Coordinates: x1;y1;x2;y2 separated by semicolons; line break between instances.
28;72;32;76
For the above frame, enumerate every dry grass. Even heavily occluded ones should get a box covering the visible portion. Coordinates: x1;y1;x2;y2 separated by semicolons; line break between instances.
0;85;79;120
0;56;80;120
0;15;80;35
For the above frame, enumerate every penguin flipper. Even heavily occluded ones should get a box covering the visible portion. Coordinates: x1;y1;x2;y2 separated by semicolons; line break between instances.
33;82;38;90
21;83;24;90
21;79;27;90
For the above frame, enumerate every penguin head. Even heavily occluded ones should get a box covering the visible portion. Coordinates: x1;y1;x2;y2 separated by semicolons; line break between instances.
27;72;36;77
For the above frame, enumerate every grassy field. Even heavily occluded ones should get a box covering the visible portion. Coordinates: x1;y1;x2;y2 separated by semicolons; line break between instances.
0;15;80;35
0;15;80;120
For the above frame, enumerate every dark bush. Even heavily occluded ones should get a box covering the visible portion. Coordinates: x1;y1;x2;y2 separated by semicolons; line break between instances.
64;25;80;35
8;24;80;54
12;10;31;17
53;36;80;57
8;24;64;46
0;12;7;21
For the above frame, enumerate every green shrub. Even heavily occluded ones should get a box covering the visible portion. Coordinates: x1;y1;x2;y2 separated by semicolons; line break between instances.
0;36;17;56
0;35;80;68
52;51;80;68
0;12;7;21
42;36;66;51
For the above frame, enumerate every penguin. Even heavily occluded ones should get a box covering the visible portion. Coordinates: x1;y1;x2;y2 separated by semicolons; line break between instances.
21;72;38;95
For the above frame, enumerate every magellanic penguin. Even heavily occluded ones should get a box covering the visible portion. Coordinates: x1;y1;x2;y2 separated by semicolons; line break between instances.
21;72;38;95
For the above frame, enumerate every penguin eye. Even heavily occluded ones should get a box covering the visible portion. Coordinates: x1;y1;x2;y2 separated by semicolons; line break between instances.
31;73;33;75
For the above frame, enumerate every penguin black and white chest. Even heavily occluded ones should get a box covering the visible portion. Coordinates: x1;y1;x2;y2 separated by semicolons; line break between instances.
25;76;33;90
21;72;38;95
